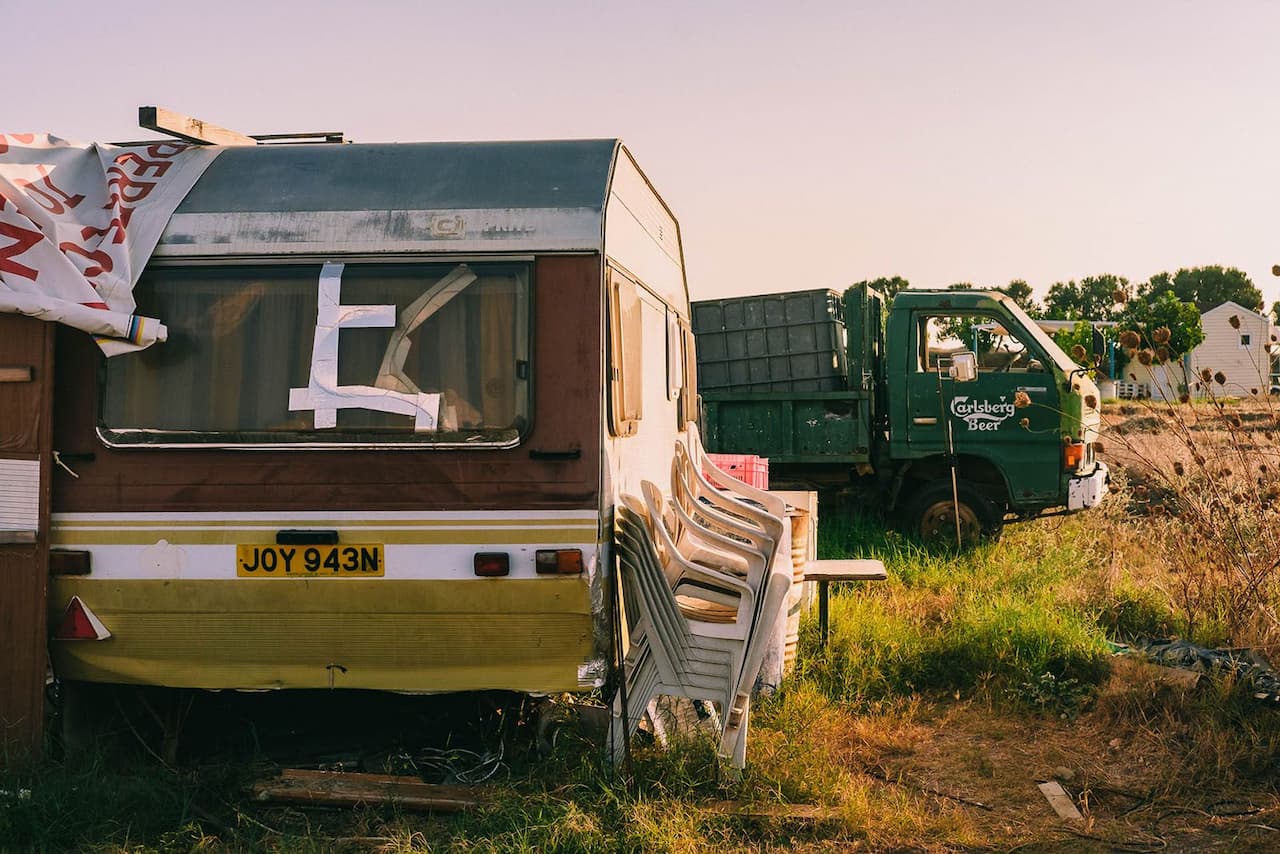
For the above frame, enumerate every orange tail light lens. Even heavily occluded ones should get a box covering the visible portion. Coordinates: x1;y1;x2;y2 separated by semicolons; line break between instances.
1063;442;1085;471
536;549;584;574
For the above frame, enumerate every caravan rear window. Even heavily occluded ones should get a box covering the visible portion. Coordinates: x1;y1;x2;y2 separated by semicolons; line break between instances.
101;261;532;447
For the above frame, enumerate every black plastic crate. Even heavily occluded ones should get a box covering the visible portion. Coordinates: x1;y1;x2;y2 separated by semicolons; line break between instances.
692;289;846;393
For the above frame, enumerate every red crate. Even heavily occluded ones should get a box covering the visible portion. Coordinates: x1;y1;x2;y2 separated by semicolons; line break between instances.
704;453;770;490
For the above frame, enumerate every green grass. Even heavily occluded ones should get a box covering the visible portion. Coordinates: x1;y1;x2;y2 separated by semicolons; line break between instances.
798;511;1112;711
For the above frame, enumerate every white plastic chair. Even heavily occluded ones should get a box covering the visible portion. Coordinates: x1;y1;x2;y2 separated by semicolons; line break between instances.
611;505;742;761
671;446;776;565
640;481;759;636
611;501;792;771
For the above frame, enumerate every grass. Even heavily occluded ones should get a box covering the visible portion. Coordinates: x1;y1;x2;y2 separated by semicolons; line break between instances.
6;406;1280;851
802;511;1111;712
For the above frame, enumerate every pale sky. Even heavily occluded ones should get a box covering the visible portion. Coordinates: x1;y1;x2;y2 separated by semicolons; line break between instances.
9;0;1280;311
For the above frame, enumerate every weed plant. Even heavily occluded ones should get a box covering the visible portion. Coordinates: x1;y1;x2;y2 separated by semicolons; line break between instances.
1102;320;1280;658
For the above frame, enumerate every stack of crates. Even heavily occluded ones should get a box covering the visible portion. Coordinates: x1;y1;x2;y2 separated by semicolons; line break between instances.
704;453;770;490
692;288;847;393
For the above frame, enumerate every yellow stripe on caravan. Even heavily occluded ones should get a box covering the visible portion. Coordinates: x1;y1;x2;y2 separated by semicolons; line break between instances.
49;577;595;693
51;527;598;546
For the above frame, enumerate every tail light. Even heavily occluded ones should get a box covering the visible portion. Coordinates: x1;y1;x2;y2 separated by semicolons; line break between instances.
1063;441;1086;472
473;552;510;577
54;596;111;640
536;549;584;574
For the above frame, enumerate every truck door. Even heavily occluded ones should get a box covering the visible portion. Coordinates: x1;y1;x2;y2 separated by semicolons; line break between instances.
904;312;1062;502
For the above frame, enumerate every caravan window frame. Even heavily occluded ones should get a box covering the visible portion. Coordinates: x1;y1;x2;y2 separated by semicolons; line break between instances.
97;256;536;451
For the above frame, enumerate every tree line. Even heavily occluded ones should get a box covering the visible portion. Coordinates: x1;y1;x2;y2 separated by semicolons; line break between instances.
852;266;1269;373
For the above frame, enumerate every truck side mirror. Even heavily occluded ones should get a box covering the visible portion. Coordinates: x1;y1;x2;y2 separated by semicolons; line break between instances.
948;352;978;382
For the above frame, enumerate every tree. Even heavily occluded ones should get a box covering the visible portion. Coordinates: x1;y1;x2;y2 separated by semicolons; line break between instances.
1114;291;1204;377
1052;321;1097;368
1141;266;1262;313
1001;279;1041;317
852;276;909;299
1043;274;1131;321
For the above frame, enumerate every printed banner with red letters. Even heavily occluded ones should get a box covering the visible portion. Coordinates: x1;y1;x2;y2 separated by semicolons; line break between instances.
0;134;219;355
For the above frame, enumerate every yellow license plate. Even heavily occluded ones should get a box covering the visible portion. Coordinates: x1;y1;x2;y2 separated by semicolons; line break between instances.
236;544;384;577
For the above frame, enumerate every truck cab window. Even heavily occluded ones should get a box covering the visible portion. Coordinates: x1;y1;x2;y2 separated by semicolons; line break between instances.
917;314;1044;374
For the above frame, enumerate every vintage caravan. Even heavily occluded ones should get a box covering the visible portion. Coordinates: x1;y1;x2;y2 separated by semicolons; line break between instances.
24;138;698;705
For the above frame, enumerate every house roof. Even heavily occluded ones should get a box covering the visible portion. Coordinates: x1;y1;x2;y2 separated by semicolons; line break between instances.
1202;300;1268;320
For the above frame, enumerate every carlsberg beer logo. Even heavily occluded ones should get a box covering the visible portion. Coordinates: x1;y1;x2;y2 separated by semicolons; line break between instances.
950;396;1016;431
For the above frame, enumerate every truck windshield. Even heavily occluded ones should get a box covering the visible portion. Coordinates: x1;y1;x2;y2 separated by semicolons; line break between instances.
1000;298;1080;374
102;261;531;447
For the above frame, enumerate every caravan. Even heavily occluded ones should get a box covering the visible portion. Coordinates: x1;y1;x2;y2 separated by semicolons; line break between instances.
32;138;697;698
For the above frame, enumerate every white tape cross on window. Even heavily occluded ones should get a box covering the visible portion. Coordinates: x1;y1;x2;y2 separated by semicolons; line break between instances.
288;262;441;431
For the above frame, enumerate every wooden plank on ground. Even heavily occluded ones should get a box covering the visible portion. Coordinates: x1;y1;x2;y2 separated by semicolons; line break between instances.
251;769;481;812
138;106;256;146
1037;781;1083;822
705;800;841;821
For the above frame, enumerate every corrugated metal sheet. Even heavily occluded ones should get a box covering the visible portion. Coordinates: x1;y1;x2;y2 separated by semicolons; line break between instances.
0;458;39;533
156;140;619;257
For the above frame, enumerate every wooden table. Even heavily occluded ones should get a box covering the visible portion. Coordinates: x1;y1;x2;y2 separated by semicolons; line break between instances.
802;559;888;647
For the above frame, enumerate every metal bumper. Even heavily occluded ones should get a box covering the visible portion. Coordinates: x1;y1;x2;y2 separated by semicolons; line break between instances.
1067;462;1109;511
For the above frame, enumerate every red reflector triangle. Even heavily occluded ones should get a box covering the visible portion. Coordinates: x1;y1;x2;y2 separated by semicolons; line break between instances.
54;596;109;640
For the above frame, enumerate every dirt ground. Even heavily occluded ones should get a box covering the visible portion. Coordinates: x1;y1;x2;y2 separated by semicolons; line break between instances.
839;665;1280;852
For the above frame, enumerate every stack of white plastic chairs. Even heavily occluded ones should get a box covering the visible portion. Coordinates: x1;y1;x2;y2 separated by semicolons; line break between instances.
612;424;791;772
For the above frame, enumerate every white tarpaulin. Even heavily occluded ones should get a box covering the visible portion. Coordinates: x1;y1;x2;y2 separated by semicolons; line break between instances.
0;134;220;355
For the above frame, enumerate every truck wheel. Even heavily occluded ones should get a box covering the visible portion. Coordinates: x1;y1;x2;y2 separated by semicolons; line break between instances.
902;481;999;547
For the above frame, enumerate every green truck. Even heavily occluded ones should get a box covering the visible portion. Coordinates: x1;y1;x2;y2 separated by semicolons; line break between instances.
693;285;1109;541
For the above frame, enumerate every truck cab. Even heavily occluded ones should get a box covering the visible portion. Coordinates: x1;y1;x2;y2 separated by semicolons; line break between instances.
884;289;1106;539
695;284;1109;543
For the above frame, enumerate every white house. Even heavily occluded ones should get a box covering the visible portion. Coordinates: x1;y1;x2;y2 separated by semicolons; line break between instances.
1126;301;1276;400
1190;301;1276;396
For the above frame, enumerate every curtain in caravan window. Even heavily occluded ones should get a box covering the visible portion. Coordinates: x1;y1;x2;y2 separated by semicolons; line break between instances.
608;272;643;437
102;262;531;445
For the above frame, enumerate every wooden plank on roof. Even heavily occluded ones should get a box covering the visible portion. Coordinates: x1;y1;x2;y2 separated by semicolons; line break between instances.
138;106;256;146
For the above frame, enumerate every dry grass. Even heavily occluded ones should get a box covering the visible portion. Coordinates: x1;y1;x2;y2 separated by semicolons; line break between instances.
1097;397;1280;656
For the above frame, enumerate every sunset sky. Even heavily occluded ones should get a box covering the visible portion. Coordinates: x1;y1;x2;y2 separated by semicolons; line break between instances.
9;0;1280;311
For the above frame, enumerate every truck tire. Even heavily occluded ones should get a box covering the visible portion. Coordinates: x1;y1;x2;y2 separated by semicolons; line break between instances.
902;480;1000;547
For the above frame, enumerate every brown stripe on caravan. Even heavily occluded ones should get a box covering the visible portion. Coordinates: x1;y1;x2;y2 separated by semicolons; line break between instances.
51;256;603;514
0;314;54;764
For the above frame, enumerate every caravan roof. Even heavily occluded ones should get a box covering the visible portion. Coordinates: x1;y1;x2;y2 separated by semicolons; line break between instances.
155;139;621;258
